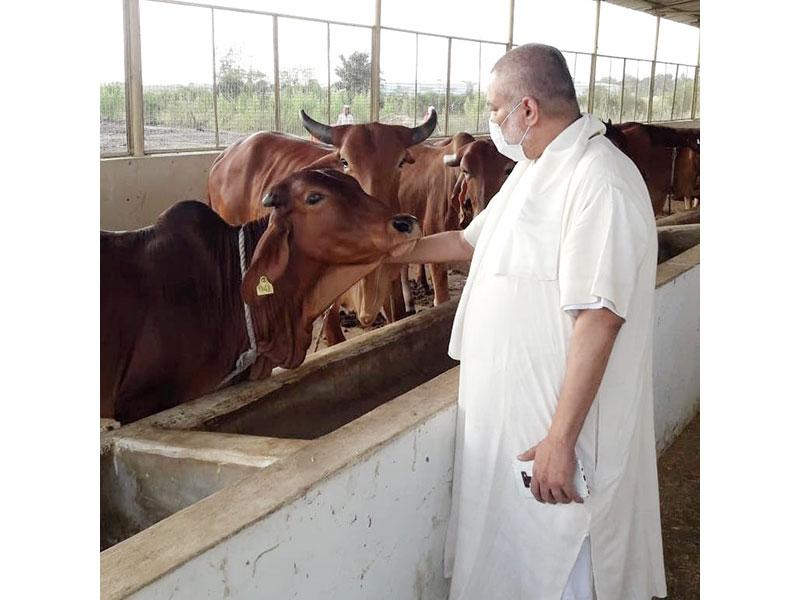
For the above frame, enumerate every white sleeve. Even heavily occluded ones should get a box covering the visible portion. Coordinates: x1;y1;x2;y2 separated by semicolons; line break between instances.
462;207;490;248
563;297;622;319
559;182;649;320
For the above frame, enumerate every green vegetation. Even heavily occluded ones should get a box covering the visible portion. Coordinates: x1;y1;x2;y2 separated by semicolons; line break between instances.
99;52;696;152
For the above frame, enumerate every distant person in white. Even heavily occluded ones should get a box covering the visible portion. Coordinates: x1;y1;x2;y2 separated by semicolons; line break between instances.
388;43;666;600
335;104;355;125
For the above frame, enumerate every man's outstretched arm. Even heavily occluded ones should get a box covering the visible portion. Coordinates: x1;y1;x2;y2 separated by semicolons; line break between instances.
386;230;474;265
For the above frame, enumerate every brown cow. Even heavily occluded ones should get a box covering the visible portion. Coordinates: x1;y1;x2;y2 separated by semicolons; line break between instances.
604;120;700;216
398;134;514;307
101;169;421;423
673;146;700;210
445;138;515;227
207;110;438;345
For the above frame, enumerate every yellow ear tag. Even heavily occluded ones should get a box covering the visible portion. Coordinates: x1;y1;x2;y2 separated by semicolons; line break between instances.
256;275;274;296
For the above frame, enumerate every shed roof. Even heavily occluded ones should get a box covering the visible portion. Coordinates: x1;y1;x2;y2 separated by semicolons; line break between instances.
603;0;700;27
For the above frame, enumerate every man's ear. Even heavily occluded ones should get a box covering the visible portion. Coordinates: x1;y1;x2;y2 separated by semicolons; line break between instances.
242;216;290;304
522;96;540;126
306;151;341;170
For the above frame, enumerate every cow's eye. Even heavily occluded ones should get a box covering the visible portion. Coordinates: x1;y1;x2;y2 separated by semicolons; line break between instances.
461;169;471;177
340;158;349;169
398;158;405;168
306;193;324;205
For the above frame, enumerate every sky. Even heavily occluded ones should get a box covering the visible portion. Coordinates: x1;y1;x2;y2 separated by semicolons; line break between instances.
99;0;700;86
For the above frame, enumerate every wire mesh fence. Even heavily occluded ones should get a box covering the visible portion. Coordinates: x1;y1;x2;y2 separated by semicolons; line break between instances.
100;82;128;154
101;0;700;156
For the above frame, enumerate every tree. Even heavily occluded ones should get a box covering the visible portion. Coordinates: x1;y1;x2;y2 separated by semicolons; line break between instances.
334;51;372;103
217;48;269;99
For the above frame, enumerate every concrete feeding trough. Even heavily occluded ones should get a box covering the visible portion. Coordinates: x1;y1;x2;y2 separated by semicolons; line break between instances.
101;228;699;600
101;303;458;552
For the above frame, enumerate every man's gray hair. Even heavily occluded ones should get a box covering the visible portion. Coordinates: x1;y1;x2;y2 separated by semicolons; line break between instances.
491;43;580;119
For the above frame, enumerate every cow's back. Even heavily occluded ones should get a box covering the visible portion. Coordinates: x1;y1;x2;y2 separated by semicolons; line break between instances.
208;132;333;225
100;202;240;421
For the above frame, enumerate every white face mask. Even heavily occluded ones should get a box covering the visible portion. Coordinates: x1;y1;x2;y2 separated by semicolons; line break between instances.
488;100;531;162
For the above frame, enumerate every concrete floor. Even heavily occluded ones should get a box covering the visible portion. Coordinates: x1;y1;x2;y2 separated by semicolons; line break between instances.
658;413;700;599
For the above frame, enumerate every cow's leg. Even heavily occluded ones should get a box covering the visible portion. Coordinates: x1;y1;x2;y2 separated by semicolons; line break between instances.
416;263;431;295
692;197;700;209
323;302;347;346
400;265;415;314
431;263;450;306
661;194;671;216
388;278;410;321
684;196;691;210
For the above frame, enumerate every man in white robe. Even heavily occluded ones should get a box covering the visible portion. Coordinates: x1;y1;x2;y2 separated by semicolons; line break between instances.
388;44;667;600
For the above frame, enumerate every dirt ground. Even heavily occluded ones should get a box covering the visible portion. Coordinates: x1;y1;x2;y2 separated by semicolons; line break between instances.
657;414;700;599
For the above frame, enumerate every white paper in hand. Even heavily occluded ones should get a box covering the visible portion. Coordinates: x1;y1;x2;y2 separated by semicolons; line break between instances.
513;457;590;499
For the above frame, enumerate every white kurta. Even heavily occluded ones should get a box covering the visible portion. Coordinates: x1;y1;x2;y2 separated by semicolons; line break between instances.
443;115;667;600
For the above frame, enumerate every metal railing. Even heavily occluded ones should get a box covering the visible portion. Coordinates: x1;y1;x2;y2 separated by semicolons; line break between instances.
101;0;700;157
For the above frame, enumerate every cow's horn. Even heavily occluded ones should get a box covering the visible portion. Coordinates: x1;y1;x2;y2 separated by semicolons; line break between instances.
410;109;438;146
300;109;334;144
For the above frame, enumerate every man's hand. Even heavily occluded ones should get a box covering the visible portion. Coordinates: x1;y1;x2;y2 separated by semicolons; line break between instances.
517;437;583;504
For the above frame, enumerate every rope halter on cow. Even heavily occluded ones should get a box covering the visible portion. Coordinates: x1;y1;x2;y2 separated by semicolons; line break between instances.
217;226;259;389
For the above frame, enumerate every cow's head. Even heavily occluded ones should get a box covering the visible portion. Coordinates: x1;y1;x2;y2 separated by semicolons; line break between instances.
241;169;421;366
300;109;438;208
443;139;515;228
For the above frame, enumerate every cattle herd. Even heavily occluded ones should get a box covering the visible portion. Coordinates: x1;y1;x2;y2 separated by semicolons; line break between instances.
100;110;700;424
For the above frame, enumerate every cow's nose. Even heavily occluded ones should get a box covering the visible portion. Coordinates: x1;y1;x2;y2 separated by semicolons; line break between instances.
392;215;417;234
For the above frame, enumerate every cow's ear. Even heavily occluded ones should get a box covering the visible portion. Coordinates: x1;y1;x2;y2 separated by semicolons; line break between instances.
306;151;340;170
449;173;467;212
242;217;290;304
442;141;472;167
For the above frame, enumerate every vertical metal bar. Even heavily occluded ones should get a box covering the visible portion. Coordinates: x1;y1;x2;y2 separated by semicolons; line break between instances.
507;0;515;52
414;33;418;126
326;22;331;124
633;61;641;121
211;8;220;148
619;58;626;124
647;16;660;122
273;15;280;131
370;0;382;121
690;41;700;120
587;0;600;114
444;37;452;135
670;62;679;120
476;42;482;131
123;0;145;156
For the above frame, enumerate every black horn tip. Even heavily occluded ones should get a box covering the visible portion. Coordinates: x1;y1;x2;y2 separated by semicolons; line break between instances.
410;108;438;145
300;109;334;144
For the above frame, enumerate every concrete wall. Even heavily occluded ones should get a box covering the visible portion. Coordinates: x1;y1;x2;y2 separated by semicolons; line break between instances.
100;152;218;230
131;398;457;600
653;250;700;453
103;248;699;600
